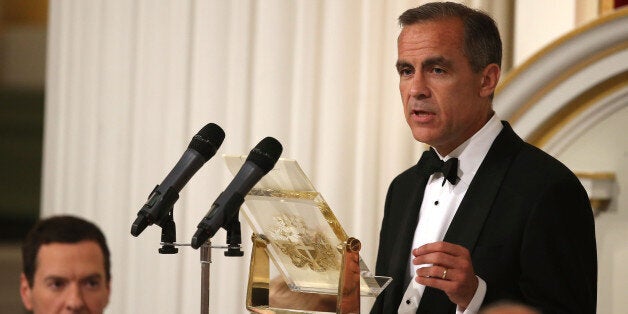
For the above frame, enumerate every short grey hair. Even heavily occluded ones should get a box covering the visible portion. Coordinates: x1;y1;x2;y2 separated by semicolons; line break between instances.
399;1;502;72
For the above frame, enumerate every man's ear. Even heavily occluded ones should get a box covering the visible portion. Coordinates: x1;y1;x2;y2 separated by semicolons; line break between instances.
479;63;501;98
20;273;34;310
105;279;111;306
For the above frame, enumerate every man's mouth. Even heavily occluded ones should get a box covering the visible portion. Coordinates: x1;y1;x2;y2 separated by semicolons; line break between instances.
409;108;436;123
412;109;434;116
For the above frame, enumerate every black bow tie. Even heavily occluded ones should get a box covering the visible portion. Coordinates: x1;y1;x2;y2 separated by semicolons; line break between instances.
418;148;459;186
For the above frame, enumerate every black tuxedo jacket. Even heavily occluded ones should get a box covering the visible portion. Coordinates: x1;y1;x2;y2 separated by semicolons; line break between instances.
371;122;597;314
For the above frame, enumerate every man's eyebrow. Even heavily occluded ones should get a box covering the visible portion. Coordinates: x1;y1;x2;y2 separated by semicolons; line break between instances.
43;275;68;282
395;57;452;72
395;60;413;71
422;56;452;69
43;273;104;281
80;274;106;283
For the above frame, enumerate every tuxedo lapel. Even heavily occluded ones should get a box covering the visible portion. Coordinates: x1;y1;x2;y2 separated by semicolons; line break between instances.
418;122;523;313
382;156;434;311
444;123;522;250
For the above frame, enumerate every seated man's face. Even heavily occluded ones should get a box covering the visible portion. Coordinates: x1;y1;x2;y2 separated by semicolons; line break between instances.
20;240;110;314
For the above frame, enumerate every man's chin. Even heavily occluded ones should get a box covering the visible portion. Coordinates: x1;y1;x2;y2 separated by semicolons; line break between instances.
410;131;439;146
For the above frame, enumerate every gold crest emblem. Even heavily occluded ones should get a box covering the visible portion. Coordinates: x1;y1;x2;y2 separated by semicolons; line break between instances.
270;214;339;272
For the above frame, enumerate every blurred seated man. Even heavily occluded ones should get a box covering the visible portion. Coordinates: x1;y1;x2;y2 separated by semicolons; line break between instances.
19;215;111;314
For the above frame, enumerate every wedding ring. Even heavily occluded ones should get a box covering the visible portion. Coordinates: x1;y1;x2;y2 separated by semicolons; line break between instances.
442;268;448;280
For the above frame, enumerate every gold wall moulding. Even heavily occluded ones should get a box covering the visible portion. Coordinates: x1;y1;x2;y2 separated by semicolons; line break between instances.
576;172;616;215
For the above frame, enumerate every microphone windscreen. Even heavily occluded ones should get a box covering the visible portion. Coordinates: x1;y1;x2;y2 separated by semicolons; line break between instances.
246;137;283;173
189;123;225;160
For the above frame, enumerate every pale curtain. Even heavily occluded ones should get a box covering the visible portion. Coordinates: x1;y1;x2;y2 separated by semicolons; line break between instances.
42;1;512;313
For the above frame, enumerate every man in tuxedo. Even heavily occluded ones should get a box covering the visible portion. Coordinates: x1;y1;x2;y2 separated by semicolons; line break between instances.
20;215;111;314
371;2;597;313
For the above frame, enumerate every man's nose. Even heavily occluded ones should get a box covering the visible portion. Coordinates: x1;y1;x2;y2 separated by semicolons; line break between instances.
409;74;429;99
64;284;86;311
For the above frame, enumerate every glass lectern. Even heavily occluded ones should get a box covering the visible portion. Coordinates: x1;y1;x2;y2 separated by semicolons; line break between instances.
224;156;391;314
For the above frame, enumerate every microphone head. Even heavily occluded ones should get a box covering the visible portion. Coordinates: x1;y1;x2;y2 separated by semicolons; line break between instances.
189;123;225;160
246;137;283;173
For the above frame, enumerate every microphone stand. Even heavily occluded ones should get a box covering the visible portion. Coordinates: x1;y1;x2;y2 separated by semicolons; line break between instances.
200;241;211;314
224;219;245;257
198;218;244;312
156;206;244;314
158;208;178;254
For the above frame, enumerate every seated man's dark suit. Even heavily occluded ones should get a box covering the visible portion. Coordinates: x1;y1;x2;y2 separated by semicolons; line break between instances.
371;122;597;313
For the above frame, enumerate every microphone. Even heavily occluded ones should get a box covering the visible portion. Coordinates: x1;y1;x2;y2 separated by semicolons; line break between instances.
191;137;283;249
131;123;225;237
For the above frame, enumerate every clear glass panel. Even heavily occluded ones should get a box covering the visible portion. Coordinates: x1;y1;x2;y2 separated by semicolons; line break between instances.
224;156;391;297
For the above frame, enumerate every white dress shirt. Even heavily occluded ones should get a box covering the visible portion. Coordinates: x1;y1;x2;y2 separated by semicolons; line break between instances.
398;114;503;314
